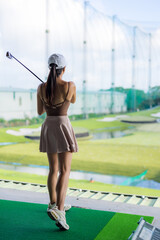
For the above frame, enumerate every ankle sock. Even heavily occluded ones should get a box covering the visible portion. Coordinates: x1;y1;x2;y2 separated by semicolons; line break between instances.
50;202;57;208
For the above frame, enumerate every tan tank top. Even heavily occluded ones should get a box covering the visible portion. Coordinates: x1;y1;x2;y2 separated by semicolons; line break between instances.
40;82;70;116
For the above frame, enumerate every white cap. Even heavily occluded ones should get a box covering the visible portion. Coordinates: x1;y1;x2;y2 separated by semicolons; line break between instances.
48;54;66;69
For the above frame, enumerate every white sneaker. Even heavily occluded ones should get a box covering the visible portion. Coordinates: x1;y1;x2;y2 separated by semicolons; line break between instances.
47;202;71;212
48;208;69;230
47;202;57;221
56;210;69;231
63;204;71;211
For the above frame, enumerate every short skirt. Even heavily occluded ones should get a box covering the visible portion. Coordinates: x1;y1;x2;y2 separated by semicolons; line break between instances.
39;116;78;153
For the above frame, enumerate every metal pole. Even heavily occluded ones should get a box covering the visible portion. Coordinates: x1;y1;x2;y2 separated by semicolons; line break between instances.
83;1;88;118
6;52;44;83
45;0;49;80
110;15;116;114
132;26;137;112
148;33;152;108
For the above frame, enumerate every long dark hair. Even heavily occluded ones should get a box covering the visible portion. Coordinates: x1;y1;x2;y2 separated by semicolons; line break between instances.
46;64;64;105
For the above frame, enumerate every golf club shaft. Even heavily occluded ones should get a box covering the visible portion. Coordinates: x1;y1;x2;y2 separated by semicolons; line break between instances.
7;52;44;83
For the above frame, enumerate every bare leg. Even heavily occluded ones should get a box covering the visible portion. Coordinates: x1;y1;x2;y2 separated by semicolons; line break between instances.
56;152;72;211
47;153;59;204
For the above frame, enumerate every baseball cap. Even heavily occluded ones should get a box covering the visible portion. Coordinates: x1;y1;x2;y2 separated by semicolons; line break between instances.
48;54;66;69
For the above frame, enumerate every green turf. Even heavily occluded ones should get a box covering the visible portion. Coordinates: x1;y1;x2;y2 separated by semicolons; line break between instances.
95;212;154;240
0;199;115;240
1;169;160;197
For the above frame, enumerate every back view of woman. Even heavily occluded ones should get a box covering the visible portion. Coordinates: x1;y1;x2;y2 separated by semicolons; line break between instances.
37;54;78;230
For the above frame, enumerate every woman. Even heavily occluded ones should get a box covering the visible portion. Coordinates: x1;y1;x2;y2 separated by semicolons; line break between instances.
37;53;78;231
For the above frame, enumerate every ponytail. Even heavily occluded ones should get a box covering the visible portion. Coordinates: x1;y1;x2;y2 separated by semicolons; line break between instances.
46;64;57;105
45;64;65;105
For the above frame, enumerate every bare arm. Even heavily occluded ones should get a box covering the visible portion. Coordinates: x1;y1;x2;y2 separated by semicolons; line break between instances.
37;84;46;115
69;81;76;103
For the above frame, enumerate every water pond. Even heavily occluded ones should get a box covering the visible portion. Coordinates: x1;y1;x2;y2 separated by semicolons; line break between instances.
0;162;159;190
0;142;18;146
90;130;132;140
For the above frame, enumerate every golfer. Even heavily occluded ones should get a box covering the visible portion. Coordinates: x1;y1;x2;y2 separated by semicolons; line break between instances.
37;54;78;230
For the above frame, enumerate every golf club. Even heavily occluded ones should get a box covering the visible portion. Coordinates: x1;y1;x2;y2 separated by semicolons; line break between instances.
6;51;44;83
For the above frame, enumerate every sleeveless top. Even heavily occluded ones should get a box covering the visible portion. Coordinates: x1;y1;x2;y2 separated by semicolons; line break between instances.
40;82;71;116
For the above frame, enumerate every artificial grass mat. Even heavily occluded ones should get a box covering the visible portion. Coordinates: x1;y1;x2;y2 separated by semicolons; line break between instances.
0;199;154;240
0;199;114;240
95;212;154;240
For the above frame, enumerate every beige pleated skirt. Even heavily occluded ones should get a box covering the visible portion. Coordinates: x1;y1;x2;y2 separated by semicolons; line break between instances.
39;116;78;153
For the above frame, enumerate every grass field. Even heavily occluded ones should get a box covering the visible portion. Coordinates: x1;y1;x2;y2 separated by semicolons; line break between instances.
0;131;160;181
0;107;160;194
1;168;160;197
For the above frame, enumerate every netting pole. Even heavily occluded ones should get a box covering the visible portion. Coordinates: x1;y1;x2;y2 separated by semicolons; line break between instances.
82;1;88;118
45;0;49;80
110;15;116;114
148;33;152;108
132;26;137;112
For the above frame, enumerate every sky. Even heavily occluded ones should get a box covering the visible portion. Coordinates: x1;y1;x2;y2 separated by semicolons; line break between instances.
91;0;160;31
0;0;160;91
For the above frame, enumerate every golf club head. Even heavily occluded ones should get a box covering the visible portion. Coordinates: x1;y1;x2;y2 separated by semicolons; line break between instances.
6;51;13;59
